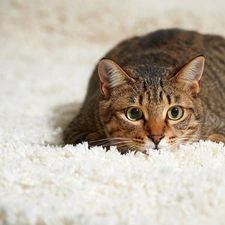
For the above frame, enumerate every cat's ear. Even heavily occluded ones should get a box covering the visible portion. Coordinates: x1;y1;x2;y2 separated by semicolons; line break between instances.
171;56;205;95
98;59;135;96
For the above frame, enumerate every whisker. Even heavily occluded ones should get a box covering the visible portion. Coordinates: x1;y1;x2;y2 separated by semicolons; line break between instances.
88;137;136;152
89;137;130;144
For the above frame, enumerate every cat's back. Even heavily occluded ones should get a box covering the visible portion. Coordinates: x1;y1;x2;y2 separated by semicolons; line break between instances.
105;28;225;68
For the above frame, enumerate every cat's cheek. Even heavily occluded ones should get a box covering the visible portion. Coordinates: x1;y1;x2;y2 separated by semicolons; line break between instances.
103;113;140;136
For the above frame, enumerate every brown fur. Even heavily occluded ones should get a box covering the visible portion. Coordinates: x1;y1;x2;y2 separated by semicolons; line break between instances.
63;28;225;153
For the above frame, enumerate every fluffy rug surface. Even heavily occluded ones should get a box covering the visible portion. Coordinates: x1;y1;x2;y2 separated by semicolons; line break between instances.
1;0;225;224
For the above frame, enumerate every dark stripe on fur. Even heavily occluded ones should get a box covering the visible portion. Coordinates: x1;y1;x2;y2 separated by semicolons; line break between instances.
167;95;171;105
139;95;143;105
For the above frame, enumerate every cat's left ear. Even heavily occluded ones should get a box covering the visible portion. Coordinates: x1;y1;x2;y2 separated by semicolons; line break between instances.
171;56;205;95
98;59;135;96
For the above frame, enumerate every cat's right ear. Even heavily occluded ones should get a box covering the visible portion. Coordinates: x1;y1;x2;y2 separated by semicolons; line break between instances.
98;59;135;96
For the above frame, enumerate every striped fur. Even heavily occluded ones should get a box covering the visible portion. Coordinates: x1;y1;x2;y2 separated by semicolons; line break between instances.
64;29;225;153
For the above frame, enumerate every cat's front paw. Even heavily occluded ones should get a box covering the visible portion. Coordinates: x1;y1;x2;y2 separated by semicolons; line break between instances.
208;133;225;144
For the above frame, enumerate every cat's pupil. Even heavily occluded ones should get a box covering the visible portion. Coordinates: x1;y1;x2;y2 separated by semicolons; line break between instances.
171;108;179;118
130;108;140;118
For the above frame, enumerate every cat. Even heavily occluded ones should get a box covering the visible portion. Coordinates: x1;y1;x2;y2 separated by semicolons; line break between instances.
63;28;225;154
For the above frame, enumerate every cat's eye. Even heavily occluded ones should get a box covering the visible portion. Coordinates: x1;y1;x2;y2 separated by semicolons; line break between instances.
125;107;143;121
167;106;184;120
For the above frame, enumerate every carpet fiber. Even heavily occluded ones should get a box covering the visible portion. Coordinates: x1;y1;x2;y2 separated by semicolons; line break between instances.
1;0;225;224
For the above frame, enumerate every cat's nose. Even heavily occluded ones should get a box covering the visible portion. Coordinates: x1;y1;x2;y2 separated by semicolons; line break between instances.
149;134;165;149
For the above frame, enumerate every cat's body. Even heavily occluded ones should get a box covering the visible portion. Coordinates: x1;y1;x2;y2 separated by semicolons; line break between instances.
64;29;225;153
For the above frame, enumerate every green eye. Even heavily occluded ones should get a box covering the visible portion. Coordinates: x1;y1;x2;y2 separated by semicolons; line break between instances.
125;107;143;121
167;106;183;120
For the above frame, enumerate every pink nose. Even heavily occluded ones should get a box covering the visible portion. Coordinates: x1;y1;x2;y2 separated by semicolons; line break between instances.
149;134;164;149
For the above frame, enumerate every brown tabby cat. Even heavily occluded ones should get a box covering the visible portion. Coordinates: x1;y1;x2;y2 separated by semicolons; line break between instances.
63;28;225;153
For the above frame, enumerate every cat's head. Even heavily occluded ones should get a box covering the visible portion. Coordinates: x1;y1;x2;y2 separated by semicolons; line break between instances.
98;56;205;153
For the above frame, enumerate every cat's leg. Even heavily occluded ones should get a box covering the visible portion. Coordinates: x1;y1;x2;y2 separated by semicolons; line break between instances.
203;113;225;145
207;122;225;144
208;133;225;144
64;129;104;146
63;113;106;146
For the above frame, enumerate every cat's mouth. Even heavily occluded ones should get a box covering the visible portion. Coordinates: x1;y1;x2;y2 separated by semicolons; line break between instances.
145;137;168;151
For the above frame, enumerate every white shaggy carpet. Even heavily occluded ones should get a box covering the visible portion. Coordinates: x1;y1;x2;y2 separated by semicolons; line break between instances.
1;0;225;224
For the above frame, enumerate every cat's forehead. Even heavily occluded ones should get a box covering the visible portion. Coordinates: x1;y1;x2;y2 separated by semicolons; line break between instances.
128;66;172;93
136;65;170;78
126;65;171;80
125;65;173;92
127;75;185;107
